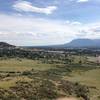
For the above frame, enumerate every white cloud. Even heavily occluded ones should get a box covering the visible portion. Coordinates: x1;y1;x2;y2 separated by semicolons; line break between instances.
0;13;100;46
0;13;79;45
13;1;57;15
77;0;89;3
78;23;100;39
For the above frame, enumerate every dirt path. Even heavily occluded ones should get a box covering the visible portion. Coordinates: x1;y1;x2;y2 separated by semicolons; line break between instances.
57;97;78;100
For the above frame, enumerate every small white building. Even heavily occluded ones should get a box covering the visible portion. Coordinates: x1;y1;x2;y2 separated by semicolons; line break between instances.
97;56;100;63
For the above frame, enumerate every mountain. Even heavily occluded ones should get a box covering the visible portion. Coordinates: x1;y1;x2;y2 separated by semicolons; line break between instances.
0;42;15;48
23;39;100;49
63;39;100;48
1;39;100;49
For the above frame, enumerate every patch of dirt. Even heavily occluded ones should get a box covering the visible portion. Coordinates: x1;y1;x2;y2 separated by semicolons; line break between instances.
57;97;78;100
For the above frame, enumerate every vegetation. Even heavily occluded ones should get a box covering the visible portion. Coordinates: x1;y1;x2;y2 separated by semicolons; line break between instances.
0;46;100;100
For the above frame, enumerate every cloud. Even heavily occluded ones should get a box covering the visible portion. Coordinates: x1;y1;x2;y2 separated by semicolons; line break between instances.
78;23;100;39
13;1;57;15
77;0;89;3
0;13;100;46
0;13;79;45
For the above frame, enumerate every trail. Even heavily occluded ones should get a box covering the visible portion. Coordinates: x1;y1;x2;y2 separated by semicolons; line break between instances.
56;97;78;100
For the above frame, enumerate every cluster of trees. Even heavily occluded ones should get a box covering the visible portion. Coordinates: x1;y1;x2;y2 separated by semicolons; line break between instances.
0;48;42;59
0;48;72;64
1;47;100;65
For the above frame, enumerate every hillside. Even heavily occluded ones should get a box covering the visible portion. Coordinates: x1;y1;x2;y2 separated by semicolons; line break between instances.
63;39;100;48
0;42;15;48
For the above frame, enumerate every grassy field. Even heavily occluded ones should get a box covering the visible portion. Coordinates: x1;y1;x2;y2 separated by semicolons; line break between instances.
64;68;100;100
0;58;100;100
0;58;57;72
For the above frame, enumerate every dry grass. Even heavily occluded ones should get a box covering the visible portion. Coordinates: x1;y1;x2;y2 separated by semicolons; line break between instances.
64;69;100;100
0;76;32;89
0;58;56;72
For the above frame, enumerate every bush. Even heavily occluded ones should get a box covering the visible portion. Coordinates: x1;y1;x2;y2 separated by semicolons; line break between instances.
22;71;32;76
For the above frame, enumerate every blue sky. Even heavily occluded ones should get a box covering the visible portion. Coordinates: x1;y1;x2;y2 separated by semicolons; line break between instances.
0;0;100;46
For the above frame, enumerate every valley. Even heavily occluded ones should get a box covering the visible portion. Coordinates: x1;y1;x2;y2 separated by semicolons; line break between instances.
0;42;100;100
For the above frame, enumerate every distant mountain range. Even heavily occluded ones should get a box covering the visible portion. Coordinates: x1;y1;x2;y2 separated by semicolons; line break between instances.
0;38;100;48
63;39;100;48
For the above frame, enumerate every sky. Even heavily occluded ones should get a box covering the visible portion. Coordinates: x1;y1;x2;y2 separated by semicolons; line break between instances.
0;0;100;46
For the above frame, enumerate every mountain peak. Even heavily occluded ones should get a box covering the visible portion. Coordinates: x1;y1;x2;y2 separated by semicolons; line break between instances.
63;39;100;48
